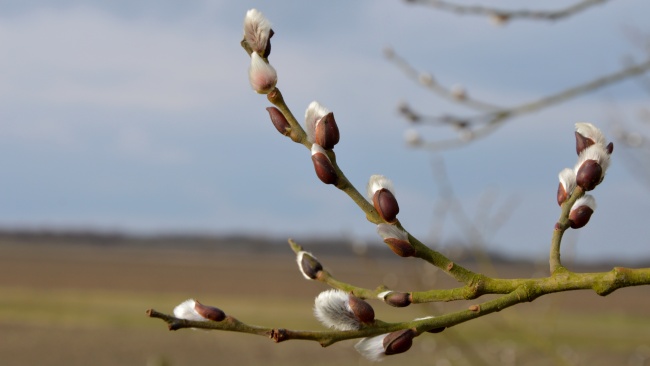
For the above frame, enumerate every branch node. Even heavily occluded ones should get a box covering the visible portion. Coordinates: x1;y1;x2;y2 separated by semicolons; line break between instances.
269;328;288;343
446;262;454;271
468;304;480;312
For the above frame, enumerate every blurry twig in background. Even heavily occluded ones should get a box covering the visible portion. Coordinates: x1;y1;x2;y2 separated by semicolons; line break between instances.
387;47;650;150
403;0;609;23
428;156;521;276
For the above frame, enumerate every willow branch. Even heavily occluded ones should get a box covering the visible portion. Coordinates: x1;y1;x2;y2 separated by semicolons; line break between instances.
389;49;650;150
265;82;480;283
148;265;650;345
404;0;609;22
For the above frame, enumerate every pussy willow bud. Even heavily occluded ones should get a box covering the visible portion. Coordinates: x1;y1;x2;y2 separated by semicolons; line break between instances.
314;289;374;331
348;294;375;324
243;9;273;57
383;329;416;356
574;145;610;191
404;129;422;146
173;299;209;322
355;329;416;362
489;12;510;26
193;300;226;322
296;251;322;280
575;122;607;156
569;195;596;229
314;112;340;150
304;101;330;143
367;175;399;223
311;144;338;185
248;52;277;94
378;291;411;307
266;107;290;135
451;84;467;100
557;168;576;206
376;223;414;257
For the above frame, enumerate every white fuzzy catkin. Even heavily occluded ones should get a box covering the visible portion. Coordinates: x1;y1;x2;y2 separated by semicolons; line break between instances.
173;299;207;322
575;122;607;148
558;168;576;195
355;334;388;362
248;52;277;94
304;101;330;143
366;175;395;200
243;9;272;54
571;195;597;212
574;144;611;175
313;289;360;331
376;223;408;241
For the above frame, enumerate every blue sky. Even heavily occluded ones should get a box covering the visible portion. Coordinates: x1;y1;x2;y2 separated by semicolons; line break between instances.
1;1;649;261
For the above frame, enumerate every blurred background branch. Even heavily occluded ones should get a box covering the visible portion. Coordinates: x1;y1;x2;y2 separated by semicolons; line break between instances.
403;0;610;23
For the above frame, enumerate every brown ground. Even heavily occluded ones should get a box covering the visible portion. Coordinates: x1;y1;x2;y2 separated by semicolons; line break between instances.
1;238;649;366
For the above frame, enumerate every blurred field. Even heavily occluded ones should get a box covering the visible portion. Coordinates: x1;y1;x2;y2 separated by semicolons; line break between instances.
1;235;649;366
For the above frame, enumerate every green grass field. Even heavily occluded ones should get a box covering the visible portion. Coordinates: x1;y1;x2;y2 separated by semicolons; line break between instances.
1;239;649;365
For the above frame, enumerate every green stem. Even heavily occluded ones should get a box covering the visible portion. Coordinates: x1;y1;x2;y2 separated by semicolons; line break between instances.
550;186;584;274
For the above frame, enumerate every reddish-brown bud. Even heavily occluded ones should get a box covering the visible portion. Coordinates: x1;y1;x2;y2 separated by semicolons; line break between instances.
383;237;415;257
606;142;614;154
311;144;338;185
569;206;594;229
383;329;415;356
194;301;226;322
557;182;568;207
373;188;399;223
575;159;603;191
266;107;290;135
382;291;411;308
314;112;340;150
348;294;375;325
569;195;596;229
575;130;595;156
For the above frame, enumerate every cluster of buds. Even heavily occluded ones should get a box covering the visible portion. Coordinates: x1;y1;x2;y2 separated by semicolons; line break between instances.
173;299;226;322
556;123;613;229
313;289;375;331
305;101;341;185
354;329;417;361
243;9;277;94
368;175;416;256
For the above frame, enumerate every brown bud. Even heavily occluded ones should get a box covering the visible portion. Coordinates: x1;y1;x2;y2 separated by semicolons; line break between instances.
557;182;568;206
348;294;375;324
194;301;226;322
373;188;399;223
569;205;594;229
575;131;595;155
606;142;614;155
575;159;603;191
311;151;338;185
384;292;411;308
314;112;340;150
383;237;415;257
383;329;415;356
266;107;290;136
298;252;322;280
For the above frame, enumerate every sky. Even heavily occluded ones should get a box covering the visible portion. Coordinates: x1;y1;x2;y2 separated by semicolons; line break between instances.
1;0;650;261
